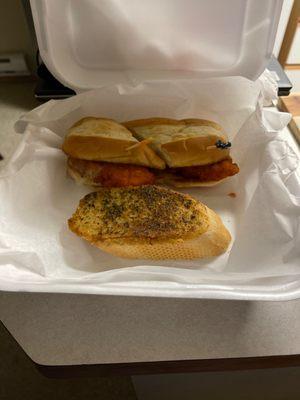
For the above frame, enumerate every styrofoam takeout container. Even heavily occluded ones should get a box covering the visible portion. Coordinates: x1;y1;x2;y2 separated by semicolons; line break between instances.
2;0;300;302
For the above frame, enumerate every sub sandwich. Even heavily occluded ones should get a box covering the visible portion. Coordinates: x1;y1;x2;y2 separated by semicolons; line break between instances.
62;117;165;187
123;118;239;187
63;117;239;188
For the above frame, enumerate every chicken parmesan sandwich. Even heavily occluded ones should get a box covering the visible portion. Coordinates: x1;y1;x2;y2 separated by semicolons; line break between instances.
63;116;239;188
62;117;165;187
123;118;239;187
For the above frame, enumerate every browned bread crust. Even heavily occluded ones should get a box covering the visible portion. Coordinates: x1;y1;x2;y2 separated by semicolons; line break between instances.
68;186;231;259
62;117;165;169
123;118;230;169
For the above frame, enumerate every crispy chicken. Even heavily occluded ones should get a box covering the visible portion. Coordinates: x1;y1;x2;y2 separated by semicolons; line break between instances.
68;157;155;187
176;158;239;182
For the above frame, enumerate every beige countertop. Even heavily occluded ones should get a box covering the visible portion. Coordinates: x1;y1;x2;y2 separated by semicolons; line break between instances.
1;292;300;366
0;82;300;366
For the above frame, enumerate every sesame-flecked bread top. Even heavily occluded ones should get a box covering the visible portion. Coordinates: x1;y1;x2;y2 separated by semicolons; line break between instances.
68;186;209;243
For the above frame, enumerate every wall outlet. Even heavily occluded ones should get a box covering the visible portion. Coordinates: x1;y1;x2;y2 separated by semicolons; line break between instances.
0;53;30;77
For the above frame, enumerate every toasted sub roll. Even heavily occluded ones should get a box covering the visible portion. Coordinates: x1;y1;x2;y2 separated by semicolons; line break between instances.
63;117;165;169
123;118;230;167
68;186;231;260
123;118;239;187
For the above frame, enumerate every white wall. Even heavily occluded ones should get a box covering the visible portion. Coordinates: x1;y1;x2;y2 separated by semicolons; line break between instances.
287;23;300;63
273;0;294;56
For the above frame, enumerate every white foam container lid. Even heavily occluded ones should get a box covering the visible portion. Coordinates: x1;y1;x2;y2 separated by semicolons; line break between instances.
30;0;283;91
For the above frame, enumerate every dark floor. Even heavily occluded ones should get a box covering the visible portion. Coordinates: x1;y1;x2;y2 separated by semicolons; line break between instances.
0;322;137;400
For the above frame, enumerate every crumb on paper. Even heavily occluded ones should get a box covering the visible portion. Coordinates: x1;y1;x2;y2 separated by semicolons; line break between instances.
228;192;237;198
